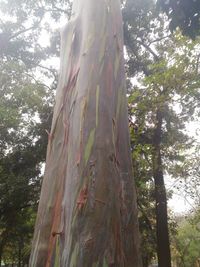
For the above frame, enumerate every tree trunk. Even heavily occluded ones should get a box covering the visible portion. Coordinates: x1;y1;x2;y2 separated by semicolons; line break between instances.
0;249;2;267
153;110;171;267
0;235;7;267
29;0;141;266
18;244;22;267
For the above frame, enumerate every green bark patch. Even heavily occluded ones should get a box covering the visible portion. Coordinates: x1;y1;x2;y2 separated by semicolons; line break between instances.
96;85;100;127
84;128;95;165
103;258;108;267
114;53;120;79
69;242;79;267
54;237;60;267
112;117;116;151
100;61;104;75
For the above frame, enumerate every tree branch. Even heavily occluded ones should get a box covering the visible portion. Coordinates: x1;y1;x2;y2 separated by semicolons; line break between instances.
137;39;160;61
9;17;43;41
149;34;172;45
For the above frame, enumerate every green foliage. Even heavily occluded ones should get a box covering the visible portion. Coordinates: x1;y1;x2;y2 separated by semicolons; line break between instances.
172;210;200;267
157;0;200;39
0;0;67;263
124;0;200;265
0;68;50;263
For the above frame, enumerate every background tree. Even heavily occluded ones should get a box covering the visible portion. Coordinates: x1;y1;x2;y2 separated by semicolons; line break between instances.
157;0;200;38
172;209;200;267
123;0;200;265
0;62;51;265
0;0;64;263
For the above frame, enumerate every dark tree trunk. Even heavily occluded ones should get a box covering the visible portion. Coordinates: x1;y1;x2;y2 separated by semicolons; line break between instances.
18;245;21;267
0;235;7;267
29;0;142;266
153;110;171;267
18;238;24;267
143;256;149;267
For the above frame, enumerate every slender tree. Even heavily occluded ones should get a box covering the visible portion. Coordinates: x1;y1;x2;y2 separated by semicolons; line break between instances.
29;0;141;266
152;109;171;267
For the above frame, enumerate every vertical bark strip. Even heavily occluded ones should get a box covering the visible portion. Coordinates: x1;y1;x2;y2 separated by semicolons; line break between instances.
29;1;141;266
153;110;171;267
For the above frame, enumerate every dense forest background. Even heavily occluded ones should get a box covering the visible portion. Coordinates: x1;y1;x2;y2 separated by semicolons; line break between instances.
0;0;200;266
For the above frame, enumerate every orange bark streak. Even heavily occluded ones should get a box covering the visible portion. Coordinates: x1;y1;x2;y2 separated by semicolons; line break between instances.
76;185;88;211
45;178;64;267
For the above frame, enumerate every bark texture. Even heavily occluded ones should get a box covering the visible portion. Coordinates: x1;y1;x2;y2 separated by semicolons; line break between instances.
153;110;171;267
29;0;141;266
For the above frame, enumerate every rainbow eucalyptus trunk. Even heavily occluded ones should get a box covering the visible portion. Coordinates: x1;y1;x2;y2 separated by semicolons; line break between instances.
29;0;141;266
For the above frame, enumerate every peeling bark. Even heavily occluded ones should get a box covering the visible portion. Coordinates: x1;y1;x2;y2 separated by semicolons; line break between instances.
29;1;141;266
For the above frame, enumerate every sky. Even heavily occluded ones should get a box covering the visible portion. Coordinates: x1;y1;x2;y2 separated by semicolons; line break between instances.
166;177;196;214
167;120;200;214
